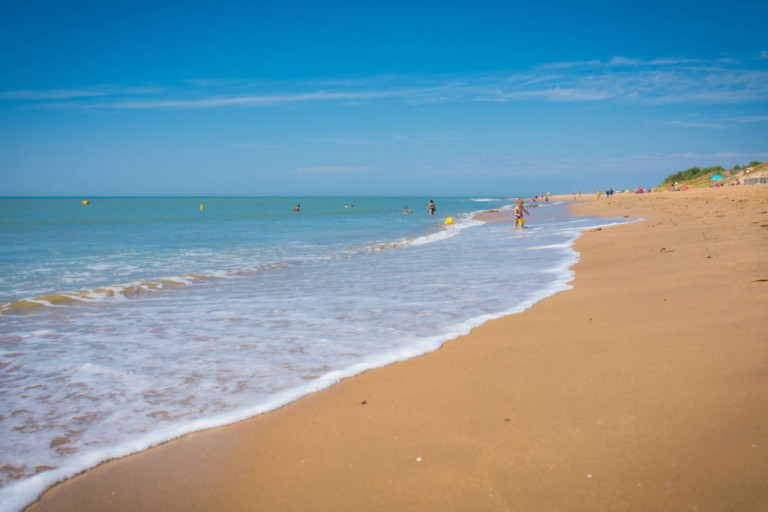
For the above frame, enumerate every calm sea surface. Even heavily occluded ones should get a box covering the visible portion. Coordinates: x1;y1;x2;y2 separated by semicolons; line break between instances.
0;196;628;510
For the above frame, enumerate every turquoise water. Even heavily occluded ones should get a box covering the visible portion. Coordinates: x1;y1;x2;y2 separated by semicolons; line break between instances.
0;196;628;511
1;197;463;304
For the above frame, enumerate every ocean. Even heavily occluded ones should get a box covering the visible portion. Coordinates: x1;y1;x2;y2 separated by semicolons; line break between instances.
0;196;629;510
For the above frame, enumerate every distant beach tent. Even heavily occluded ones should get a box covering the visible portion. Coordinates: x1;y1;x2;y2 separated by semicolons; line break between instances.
710;174;723;181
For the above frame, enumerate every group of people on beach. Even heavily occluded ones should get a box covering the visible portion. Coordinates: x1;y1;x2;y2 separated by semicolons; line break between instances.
596;188;615;199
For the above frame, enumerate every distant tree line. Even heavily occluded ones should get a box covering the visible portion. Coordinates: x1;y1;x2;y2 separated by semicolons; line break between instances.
663;161;763;184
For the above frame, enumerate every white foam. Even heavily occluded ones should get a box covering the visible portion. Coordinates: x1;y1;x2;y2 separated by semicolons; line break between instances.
0;203;636;511
408;217;484;246
25;299;59;307
529;243;572;250
0;272;580;512
27;330;57;338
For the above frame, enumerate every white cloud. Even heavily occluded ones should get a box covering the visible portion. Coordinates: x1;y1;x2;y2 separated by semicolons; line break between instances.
392;133;464;144
503;87;615;102
91;90;408;109
310;136;377;145
231;143;278;149
6;56;767;110
727;114;768;123
654;113;768;129
292;166;374;174
609;56;643;66
0;86;162;100
655;120;728;129
538;56;703;70
418;151;768;179
667;151;768;160
537;59;602;70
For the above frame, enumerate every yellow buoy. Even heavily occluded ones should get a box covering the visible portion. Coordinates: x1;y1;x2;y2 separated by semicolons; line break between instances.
200;203;205;211
445;217;454;225
81;200;89;205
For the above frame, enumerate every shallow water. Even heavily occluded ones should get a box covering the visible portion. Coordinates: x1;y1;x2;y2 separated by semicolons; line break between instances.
0;196;629;510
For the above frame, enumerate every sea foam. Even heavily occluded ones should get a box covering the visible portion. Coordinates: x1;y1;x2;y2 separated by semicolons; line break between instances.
0;197;632;511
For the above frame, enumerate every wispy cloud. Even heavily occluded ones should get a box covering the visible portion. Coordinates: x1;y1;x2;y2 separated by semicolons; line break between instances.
413;149;768;179
231;143;279;149
655;113;768;129
536;56;709;70
309;136;377;145
4;56;767;110
654;120;729;129
666;150;768;161
292;166;374;174
392;132;464;144
727;114;768;123
510;151;768;174
86;90;409;109
497;87;615;102
0;85;162;100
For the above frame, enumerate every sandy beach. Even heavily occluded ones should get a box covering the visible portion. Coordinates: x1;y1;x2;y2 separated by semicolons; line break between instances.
27;186;768;511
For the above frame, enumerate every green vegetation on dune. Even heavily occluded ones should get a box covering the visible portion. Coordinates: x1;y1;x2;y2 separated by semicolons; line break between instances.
663;166;724;184
656;161;766;190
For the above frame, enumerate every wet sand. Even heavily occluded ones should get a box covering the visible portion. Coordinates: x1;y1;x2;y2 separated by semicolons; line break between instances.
28;186;768;511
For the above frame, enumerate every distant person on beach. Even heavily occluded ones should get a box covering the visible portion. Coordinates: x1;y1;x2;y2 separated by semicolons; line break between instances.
294;204;301;212
428;199;436;216
514;199;529;229
403;206;412;214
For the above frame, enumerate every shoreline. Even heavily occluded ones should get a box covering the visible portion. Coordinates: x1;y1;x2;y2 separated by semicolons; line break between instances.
27;187;768;511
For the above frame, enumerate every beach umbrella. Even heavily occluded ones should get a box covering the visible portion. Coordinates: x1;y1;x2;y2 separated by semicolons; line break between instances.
710;174;723;181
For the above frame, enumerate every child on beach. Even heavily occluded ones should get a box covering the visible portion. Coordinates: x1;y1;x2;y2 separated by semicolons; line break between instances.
514;199;529;229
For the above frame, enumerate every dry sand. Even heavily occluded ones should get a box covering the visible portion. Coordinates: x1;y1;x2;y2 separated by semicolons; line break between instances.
28;186;768;512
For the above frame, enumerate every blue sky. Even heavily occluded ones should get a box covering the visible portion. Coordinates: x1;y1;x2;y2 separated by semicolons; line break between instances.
1;0;767;196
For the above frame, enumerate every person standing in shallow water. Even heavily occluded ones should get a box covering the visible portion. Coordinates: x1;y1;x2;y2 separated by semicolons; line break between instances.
294;204;301;212
428;199;436;216
514;199;529;229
